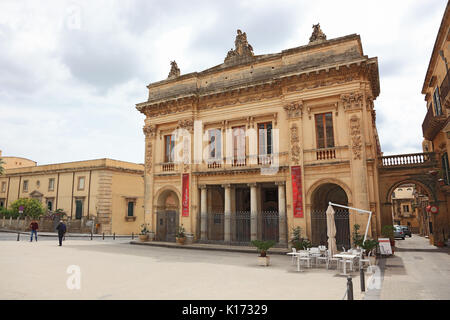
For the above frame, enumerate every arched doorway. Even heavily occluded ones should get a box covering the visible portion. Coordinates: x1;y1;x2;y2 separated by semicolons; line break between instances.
156;189;180;242
311;183;350;250
386;181;433;238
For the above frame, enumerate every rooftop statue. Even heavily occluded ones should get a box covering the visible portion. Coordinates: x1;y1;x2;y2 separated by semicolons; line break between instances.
168;60;180;79
309;23;327;44
224;29;255;64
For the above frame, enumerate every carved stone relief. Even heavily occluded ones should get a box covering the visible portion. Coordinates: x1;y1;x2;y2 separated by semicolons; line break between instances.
283;101;303;119
290;124;301;164
341;92;364;110
349;115;362;160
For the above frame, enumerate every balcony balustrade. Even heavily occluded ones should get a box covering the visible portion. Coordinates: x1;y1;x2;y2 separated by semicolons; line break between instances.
379;152;435;168
422;100;448;140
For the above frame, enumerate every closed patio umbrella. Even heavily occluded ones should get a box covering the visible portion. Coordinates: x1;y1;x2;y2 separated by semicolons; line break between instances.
326;204;338;256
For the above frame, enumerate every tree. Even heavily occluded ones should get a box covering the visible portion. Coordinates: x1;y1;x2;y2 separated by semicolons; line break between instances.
10;198;45;219
0;158;5;175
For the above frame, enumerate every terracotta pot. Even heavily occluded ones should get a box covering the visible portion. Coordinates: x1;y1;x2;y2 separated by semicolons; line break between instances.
176;237;186;245
139;234;149;242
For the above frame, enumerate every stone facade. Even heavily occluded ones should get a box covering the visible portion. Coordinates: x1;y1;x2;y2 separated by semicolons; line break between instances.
0;158;144;235
136;26;383;247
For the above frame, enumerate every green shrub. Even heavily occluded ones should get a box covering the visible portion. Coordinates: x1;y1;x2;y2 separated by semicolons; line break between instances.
352;224;364;248
251;240;276;257
10;198;45;219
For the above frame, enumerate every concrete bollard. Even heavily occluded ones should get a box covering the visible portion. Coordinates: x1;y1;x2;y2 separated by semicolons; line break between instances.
347;276;354;300
90;232;93;240
132;232;134;240
113;233;115;240
103;232;105;240
17;232;20;241
360;267;365;292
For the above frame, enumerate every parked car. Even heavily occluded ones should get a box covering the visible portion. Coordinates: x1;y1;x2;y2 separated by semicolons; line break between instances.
393;225;405;240
399;225;412;237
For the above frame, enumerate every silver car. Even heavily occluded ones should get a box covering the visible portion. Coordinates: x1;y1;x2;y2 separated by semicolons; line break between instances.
394;225;405;240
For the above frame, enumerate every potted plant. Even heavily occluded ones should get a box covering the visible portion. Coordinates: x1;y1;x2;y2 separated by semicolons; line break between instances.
352;224;364;248
251;240;276;266
139;223;149;241
361;239;379;264
382;225;395;254
176;224;186;244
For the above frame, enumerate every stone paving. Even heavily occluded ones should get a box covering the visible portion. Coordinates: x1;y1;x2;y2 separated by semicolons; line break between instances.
0;233;363;300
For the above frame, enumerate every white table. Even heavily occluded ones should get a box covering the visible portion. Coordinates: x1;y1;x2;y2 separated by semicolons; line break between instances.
333;253;358;275
287;252;310;272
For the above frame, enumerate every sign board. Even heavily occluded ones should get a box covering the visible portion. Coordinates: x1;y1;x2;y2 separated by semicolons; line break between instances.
182;173;189;217
19;205;24;214
378;238;392;255
291;166;303;218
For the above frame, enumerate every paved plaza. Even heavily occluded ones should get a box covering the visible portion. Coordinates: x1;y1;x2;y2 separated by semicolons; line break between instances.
0;232;362;300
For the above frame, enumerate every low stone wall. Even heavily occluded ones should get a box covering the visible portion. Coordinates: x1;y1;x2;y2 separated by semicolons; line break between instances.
0;216;97;234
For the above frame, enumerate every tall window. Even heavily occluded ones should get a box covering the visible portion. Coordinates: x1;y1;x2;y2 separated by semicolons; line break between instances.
23;180;29;192
258;122;272;164
77;177;85;190
75;199;83;219
127;201;134;217
232;126;246;165
208;129;222;160
442;153;450;185
315;113;334;149
164;135;175;163
1;182;6;193
48;178;55;191
433;87;442;116
47;200;53;211
403;205;409;213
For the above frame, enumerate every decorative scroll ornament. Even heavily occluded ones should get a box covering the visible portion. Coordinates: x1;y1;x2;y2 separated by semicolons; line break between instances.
168;60;180;79
309;23;327;44
341;92;364;110
290;124;301;164
283;101;303;119
224;29;255;64
349;116;362;160
177;119;194;132
143;124;156;137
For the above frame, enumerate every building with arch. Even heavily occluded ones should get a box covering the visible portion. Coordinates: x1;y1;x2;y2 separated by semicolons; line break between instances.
136;25;383;247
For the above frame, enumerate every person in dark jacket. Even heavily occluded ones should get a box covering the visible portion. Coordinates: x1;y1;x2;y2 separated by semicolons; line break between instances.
29;219;39;242
56;221;67;246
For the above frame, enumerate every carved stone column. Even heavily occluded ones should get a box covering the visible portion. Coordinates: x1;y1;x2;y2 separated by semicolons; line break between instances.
143;123;156;229
276;181;287;244
249;183;258;241
200;185;208;241
222;184;231;242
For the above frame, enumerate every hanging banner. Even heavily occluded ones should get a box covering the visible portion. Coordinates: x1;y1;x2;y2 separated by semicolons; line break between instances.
291;166;303;218
182;173;189;217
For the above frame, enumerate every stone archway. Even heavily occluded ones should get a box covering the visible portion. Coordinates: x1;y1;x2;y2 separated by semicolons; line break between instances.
310;183;351;250
156;189;180;242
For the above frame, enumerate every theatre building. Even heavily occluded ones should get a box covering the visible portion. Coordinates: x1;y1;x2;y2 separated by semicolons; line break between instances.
136;25;382;248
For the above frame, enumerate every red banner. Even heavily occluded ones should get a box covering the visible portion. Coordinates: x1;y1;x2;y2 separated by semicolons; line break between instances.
291;166;303;218
182;173;189;217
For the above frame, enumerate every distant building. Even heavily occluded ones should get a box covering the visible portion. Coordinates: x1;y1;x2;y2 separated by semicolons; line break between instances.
0;156;144;235
391;184;421;232
0;150;36;169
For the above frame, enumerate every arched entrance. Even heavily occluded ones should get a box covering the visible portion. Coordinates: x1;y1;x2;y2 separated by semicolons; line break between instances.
156;189;180;242
311;183;351;250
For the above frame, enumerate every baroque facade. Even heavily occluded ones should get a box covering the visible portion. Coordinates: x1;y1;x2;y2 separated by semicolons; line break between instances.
136;26;382;247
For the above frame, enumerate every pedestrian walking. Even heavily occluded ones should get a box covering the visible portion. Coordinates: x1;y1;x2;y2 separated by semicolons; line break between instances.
56;220;67;246
29;219;39;242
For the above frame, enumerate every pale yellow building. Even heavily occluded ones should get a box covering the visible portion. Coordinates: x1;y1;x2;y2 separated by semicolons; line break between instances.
136;25;382;248
421;2;450;245
0;150;36;169
0;157;145;235
391;184;420;232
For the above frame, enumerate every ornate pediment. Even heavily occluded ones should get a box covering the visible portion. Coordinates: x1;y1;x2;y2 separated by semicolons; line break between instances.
309;23;327;44
224;29;255;64
29;190;44;198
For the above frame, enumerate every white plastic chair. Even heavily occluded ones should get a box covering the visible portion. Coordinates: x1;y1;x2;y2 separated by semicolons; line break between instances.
290;247;297;265
298;250;312;269
359;250;372;270
324;249;340;270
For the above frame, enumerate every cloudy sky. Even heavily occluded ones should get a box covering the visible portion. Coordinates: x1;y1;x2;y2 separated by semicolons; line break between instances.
0;0;447;165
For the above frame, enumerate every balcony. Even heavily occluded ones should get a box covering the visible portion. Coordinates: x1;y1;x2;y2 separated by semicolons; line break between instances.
422;101;448;141
379;152;435;168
